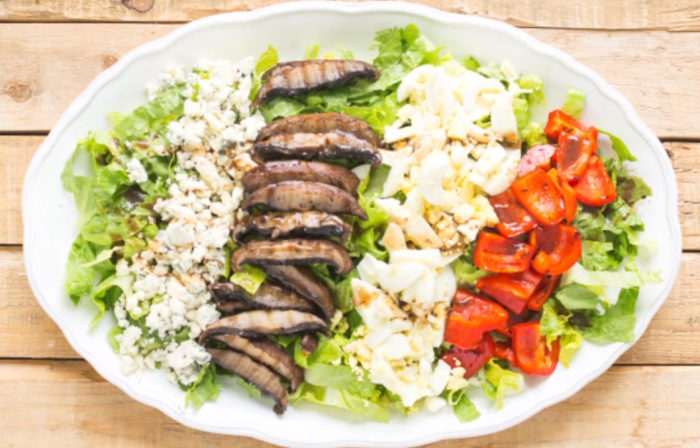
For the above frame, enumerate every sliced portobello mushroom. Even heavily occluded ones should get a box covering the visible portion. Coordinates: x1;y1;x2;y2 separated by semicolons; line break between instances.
213;334;304;393
241;181;367;220
252;132;382;167
210;283;255;314
207;348;288;414
262;265;336;321
253;60;380;107
300;333;319;356
213;281;317;314
255;113;381;148
233;211;352;244
242;160;360;196
232;238;353;275
201;310;329;342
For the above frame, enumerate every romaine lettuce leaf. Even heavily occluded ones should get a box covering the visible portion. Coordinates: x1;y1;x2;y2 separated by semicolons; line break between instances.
554;283;604;310
561;87;585;119
294;335;344;368
598;130;638;162
304;364;377;398
289;382;391;423
482;359;523;410
562;262;662;289
64;235;99;305
230;264;267;294
582;287;639;343
185;364;221;410
539;300;584;367
446;387;481;422
112;85;185;141
452;257;490;286
90;272;133;327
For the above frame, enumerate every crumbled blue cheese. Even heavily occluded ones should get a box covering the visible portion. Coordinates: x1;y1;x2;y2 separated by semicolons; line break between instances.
114;57;264;386
126;158;148;184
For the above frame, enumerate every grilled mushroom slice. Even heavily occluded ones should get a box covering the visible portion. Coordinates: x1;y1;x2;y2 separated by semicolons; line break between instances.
212;282;317;314
232;239;353;275
252;132;382;167
213;334;304;393
207;348;288;415
300;333;319;356
241;181;367;220
262;265;336;320
242;161;360;196
255;113;381;148
201;310;329;342
254;60;380;107
210;283;254;314
233;211;353;244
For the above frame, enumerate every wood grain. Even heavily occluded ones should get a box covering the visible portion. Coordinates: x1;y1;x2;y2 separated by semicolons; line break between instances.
7;137;698;247
1;244;698;363
1;24;700;137
2;0;700;31
0;360;698;447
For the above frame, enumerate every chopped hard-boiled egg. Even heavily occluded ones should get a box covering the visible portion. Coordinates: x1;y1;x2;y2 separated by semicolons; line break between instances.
347;229;455;407
378;61;523;252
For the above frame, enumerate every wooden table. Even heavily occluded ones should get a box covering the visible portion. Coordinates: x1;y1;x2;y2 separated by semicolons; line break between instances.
1;1;699;447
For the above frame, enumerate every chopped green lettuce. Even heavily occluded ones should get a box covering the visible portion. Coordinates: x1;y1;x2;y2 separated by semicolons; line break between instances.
185;364;221;410
562;262;662;289
446;388;481;422
482;360;524;410
237;378;263;399
452;257;490;286
462;56;481;72
539;300;584;367
250;45;279;100
230;264;267;294
554;283;604;311
90;273;133;327
64;236;100;305
294;335;344;369
561;87;586;119
304;364;377;398
304;43;321;60
582;287;639;343
599;130;638;162
289;382;391;423
112;85;185;141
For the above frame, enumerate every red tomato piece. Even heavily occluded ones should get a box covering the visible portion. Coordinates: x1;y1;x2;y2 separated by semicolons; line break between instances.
476;269;543;314
474;231;536;273
556;129;598;184
511;168;566;226
544;109;588;141
573;154;618;207
527;274;561;311
513;322;560;375
444;293;509;350
530;224;582;275
490;188;538;238
518;144;557;176
442;332;496;379
547;169;578;223
494;340;517;366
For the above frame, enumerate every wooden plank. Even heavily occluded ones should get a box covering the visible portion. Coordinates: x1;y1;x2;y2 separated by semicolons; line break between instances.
0;361;699;447
1;244;698;363
2;0;700;31
1;24;700;137
5;137;697;247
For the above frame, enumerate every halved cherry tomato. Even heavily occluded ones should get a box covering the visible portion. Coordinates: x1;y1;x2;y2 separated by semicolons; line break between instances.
494;340;517;366
474;231;536;273
444;292;509;350
556;129;598;184
573;154;618;207
476;269;543;314
547;169;578;223
518;144;556;176
494;308;529;339
490;188;537;238
512;322;560;375
442;332;496;379
527;274;561;311
529;224;582;275
544;109;587;141
511;168;565;226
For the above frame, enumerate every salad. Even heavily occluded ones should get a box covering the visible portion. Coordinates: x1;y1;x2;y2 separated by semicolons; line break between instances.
62;25;661;423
